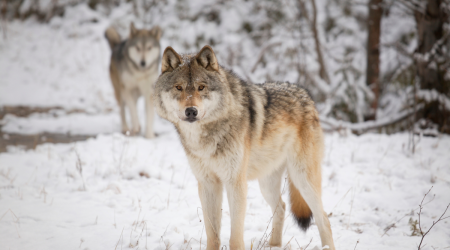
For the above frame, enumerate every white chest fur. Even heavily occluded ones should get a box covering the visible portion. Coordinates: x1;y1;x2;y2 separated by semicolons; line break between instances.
120;66;157;93
178;122;244;182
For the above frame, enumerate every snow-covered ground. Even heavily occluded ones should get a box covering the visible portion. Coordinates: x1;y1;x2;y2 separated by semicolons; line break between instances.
1;3;450;250
1;130;450;249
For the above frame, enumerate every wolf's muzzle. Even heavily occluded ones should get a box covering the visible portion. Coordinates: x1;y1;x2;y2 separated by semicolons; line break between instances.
185;107;198;123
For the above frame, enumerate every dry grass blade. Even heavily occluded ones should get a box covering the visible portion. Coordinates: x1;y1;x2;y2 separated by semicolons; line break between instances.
199;225;204;250
295;237;312;250
114;227;125;250
184;237;194;250
283;236;294;250
354;240;359;250
75;149;86;191
0;209;20;238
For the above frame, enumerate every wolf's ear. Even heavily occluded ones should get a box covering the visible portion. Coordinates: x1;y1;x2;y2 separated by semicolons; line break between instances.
161;47;182;74
130;22;138;37
150;26;162;41
195;45;219;71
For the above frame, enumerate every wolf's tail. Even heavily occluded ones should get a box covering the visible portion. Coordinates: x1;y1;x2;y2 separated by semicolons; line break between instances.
288;176;313;231
105;27;121;50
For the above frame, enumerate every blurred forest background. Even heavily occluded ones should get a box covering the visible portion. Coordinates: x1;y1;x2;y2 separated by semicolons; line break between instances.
1;0;450;136
1;1;450;249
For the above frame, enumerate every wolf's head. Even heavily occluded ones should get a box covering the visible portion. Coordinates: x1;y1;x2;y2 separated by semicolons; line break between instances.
126;22;162;70
154;45;229;124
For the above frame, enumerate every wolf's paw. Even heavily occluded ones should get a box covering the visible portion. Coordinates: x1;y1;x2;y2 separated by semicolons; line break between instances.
121;125;130;134
129;127;141;136
258;240;281;249
268;241;282;248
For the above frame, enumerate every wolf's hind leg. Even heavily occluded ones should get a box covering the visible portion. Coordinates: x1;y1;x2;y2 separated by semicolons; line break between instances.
258;165;286;247
198;178;223;250
287;162;335;250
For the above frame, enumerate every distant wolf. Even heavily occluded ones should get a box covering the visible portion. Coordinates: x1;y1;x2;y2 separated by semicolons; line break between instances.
105;22;162;138
153;45;336;250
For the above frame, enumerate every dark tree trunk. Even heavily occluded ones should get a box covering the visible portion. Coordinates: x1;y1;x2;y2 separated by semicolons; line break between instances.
310;0;329;84
414;0;450;133
366;0;383;120
1;0;6;39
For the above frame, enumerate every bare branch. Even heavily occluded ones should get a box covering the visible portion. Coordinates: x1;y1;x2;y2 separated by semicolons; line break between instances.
417;186;450;250
250;42;282;73
395;0;426;14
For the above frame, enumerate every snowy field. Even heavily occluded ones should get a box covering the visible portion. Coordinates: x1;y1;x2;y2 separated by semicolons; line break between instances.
1;4;450;250
1;128;450;249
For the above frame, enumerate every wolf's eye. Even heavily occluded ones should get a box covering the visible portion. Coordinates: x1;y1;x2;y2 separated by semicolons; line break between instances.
176;86;182;91
198;86;205;91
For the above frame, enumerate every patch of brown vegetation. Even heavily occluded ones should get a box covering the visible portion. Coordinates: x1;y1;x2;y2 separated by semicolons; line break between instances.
0;105;96;152
0;105;86;119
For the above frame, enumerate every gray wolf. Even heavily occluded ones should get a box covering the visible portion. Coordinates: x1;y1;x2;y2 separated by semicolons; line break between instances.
105;22;162;138
153;45;335;250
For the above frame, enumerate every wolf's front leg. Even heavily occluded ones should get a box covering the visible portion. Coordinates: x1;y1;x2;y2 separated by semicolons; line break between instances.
198;178;223;250
123;92;140;136
119;101;129;134
225;176;247;250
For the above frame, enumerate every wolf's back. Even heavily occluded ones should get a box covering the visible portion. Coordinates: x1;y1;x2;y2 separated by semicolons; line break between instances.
105;27;121;50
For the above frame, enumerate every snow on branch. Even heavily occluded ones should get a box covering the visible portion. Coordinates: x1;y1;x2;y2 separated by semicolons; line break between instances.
413;31;450;66
319;88;450;134
320;105;423;133
417;89;450;111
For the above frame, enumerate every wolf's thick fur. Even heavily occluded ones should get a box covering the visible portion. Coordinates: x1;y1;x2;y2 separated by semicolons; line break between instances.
153;46;335;250
105;23;162;138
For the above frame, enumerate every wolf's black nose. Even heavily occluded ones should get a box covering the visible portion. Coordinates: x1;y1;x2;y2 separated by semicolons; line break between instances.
140;61;146;67
185;107;198;118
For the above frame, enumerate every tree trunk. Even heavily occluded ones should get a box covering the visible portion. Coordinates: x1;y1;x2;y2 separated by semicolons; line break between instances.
1;0;6;39
310;0;330;84
297;0;330;84
414;0;450;133
366;0;383;120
